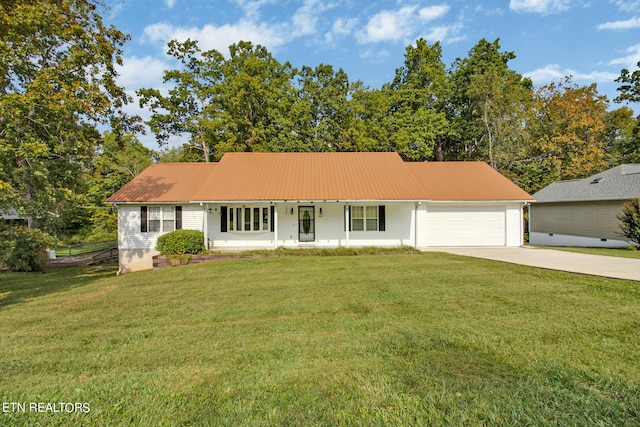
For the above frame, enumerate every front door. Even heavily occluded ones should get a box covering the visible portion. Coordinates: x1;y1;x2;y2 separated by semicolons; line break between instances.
298;206;315;242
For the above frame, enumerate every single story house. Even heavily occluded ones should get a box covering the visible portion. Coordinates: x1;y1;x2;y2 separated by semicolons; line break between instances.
107;152;533;273
1;209;27;226
529;164;640;248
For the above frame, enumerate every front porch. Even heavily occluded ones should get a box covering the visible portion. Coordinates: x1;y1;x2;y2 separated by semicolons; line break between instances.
204;201;416;250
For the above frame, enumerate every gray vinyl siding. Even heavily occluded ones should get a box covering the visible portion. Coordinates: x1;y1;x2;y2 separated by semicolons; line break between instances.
530;200;626;240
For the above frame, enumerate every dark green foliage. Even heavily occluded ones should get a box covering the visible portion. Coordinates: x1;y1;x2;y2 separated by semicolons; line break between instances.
156;229;205;255
0;0;135;234
0;226;57;272
615;60;640;104
618;198;640;247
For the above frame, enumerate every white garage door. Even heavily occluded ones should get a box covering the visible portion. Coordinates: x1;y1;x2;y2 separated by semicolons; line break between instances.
426;205;506;246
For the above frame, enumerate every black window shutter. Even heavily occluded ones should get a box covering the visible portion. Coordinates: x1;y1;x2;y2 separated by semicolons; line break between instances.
140;206;148;233
270;206;275;232
175;206;182;230
378;205;386;231
220;206;227;232
344;206;351;231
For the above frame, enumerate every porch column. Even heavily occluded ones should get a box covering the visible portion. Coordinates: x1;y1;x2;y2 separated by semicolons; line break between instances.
273;204;278;249
345;204;350;248
414;202;419;249
203;204;209;250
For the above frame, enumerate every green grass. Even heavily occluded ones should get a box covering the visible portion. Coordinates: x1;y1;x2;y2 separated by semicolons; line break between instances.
538;245;640;259
211;245;421;257
1;254;639;426
53;240;117;258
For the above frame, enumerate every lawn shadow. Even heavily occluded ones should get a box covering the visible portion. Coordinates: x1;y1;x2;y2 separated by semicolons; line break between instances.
0;265;117;310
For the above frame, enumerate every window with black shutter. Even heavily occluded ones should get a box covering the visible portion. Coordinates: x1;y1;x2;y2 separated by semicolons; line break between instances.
220;206;228;232
175;206;182;230
140;206;148;232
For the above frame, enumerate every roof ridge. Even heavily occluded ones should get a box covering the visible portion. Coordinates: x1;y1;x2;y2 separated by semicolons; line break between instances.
109;153;532;203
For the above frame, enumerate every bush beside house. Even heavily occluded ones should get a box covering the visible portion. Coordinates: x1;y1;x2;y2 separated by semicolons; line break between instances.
0;226;57;272
155;230;205;266
618;198;640;248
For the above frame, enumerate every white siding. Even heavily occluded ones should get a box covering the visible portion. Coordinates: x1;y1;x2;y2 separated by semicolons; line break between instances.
415;204;428;248
346;202;414;247
277;203;301;247
117;204;205;272
118;205;155;250
424;203;507;247
183;205;205;231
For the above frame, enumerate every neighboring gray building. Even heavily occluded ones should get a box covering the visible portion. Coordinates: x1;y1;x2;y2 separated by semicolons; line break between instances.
530;164;640;248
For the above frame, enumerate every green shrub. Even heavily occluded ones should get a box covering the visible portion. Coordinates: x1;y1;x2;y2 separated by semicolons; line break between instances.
0;226;57;272
156;229;204;255
168;254;193;266
618;198;640;248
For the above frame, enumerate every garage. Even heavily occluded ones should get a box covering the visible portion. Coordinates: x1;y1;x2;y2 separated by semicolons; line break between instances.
425;204;506;246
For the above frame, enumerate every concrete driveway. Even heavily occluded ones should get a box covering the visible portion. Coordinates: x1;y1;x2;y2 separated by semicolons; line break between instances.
424;247;640;282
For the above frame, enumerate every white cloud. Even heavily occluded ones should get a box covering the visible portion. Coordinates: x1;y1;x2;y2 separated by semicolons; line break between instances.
612;0;640;12
233;0;278;20
597;16;640;30
357;4;450;44
325;17;358;43
421;22;465;44
143;20;286;53
116;56;169;91
474;5;505;15
291;0;335;37
524;64;619;85
419;4;451;21
509;0;570;14
164;0;176;8
608;43;640;68
360;6;416;43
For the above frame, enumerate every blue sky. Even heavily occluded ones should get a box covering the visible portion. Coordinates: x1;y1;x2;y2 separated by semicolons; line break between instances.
104;0;640;145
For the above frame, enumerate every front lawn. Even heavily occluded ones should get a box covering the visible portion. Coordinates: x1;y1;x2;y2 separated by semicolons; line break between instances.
0;254;638;426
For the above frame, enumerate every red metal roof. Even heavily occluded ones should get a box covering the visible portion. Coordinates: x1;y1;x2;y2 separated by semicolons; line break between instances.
107;152;533;203
406;161;533;201
106;162;216;203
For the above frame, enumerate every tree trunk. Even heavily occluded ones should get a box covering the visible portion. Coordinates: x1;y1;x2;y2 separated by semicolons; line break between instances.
20;161;37;229
202;141;210;162
434;138;444;161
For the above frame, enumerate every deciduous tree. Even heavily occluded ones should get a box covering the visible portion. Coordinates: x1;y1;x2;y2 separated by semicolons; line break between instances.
0;0;134;232
605;106;639;165
138;39;223;162
532;79;609;181
139;40;297;161
449;39;533;171
615;61;640;104
613;61;640;164
384;39;450;161
292;64;357;152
